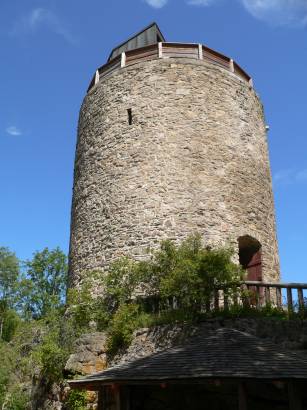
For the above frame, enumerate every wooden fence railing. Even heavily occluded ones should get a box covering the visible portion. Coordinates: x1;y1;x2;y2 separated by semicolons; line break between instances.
242;281;307;313
87;42;252;92
136;281;307;316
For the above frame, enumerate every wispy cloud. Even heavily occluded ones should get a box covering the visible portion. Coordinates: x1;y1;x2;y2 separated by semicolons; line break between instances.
186;0;307;26
186;0;218;6
144;0;168;8
240;0;307;26
11;8;76;44
6;126;22;136
273;168;307;186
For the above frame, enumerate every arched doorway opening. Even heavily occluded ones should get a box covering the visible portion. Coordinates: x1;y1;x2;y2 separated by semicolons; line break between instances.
238;236;262;281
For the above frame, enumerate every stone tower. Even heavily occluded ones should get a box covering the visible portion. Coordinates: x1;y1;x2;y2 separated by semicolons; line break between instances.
69;23;280;286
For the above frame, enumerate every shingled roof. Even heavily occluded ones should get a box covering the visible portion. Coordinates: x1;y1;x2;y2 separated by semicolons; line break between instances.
69;328;307;389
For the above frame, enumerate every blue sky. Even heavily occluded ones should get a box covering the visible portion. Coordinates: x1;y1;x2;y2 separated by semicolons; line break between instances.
0;0;306;283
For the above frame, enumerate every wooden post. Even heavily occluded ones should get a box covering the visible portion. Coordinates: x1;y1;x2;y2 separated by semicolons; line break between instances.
158;42;163;58
224;290;229;311
114;386;121;410
287;288;293;313
198;44;203;60
98;388;104;410
229;59;234;73
298;288;304;313
288;382;302;410
233;290;239;307
214;289;219;311
121;386;131;410
276;287;282;308
95;70;100;85
238;383;247;410
265;286;271;306
242;284;249;309
121;52;126;68
256;285;261;309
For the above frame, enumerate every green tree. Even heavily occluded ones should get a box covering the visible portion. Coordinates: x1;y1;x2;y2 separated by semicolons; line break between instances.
0;247;19;303
157;235;243;310
24;248;68;319
0;247;20;339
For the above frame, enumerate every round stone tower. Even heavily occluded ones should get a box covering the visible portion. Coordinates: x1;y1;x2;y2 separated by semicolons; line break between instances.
69;23;280;286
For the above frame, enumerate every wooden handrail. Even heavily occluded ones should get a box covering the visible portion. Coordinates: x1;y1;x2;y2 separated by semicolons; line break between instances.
134;280;307;315
243;281;307;289
87;42;252;93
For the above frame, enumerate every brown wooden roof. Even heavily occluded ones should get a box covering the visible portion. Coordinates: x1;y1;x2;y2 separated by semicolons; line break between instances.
108;22;165;62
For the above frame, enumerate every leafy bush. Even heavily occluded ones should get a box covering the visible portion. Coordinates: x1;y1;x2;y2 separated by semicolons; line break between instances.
0;307;21;342
157;236;243;309
107;303;152;353
0;340;30;409
98;234;244;352
65;390;87;410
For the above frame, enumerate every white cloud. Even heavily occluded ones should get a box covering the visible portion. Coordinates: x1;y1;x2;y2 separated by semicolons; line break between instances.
273;168;307;185
144;0;168;8
11;8;76;44
186;0;217;5
185;0;307;26
240;0;307;26
6;126;22;136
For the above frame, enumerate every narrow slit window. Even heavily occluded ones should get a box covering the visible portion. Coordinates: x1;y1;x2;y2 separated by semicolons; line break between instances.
127;109;133;125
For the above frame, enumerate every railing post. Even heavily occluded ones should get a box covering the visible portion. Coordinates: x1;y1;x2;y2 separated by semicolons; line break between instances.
265;286;271;306
95;70;100;85
214;289;219;311
256;285;261;309
276;287;282;308
224;289;229;311
121;52;126;68
233;289;239;307
198;44;203;60
242;284;249;309
158;42;163;58
229;59;234;73
298;288;304;314
238;383;247;410
287;287;293;314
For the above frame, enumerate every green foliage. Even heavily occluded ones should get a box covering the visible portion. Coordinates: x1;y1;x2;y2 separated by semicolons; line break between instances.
98;235;244;352
0;247;20;302
0;246;69;409
1;235;303;409
36;334;67;382
65;389;87;410
0;340;30;409
24;247;68;319
0;307;21;342
107;303;152;353
67;271;110;334
157;236;243;309
2;387;29;410
0;247;20;341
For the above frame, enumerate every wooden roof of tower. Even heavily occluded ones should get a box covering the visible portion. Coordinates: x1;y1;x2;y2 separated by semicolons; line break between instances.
108;22;166;61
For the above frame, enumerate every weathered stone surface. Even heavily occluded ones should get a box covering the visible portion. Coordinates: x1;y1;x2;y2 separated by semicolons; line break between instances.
65;332;108;375
69;56;280;286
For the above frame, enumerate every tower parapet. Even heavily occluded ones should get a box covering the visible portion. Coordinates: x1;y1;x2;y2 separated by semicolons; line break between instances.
69;24;280;286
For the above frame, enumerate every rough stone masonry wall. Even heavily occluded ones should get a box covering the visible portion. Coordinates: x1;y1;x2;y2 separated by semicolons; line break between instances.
69;57;280;286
